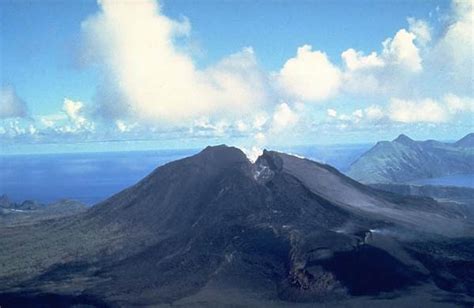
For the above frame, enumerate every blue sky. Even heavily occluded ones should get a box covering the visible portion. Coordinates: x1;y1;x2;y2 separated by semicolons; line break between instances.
0;0;472;154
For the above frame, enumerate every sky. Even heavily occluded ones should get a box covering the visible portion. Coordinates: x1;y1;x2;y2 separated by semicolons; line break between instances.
0;0;473;154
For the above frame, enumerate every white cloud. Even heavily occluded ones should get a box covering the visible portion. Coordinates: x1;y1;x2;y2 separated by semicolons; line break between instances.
61;98;95;132
444;93;474;113
389;98;447;123
382;29;422;73
82;0;267;123
115;120;127;133
342;27;423;75
341;49;384;71
338;114;351;121
192;117;230;137
254;132;266;143
341;26;423;97
40;114;66;128
8;120;27;135
7;0;469;145
341;19;430;96
330;94;472;127
388;94;473;124
0;85;27;119
408;17;431;45
364;105;384;121
271;102;298;132
352;109;364;122
327;108;338;117
0;119;38;138
342;71;382;95
253;114;268;131
337;123;348;130
63;99;86;125
276;45;341;102
235;120;248;132
115;120;137;133
327;109;355;122
27;124;37;135
429;0;473;91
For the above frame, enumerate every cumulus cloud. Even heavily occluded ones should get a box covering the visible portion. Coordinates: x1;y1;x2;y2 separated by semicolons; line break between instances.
253;114;269;131
82;0;267;123
352;109;363;122
0;85;28;119
444;93;474;114
63;99;86;125
341;22;426;97
341;49;384;71
326;106;382;124
271;102;298;132
235;120;248;132
115;120;138;133
389;98;447;123
429;0;473;93
327;108;338;118
276;45;341;102
6;120;28;135
192;118;230;137
327;93;472;127
339;5;470;102
180;102;299;144
337;114;351;121
8;0;469;146
364;105;384;121
408;17;431;45
381;29;422;73
40;114;67;128
60;98;95;133
254;132;266;144
388;94;473;124
341;26;423;75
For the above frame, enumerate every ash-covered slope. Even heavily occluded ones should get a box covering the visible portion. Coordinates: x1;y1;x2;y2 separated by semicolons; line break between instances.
0;195;87;226
347;133;474;184
0;146;473;307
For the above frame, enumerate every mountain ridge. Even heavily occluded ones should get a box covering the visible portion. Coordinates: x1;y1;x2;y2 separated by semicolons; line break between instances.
455;133;474;147
347;133;474;184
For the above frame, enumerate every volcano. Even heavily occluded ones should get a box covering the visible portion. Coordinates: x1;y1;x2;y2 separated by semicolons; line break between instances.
0;145;473;307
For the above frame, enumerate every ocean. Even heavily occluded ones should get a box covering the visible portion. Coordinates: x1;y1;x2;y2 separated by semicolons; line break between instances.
0;149;197;205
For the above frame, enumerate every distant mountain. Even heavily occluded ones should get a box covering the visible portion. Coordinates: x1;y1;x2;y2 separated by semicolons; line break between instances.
347;133;474;184
455;133;474;147
0;146;473;307
0;195;87;226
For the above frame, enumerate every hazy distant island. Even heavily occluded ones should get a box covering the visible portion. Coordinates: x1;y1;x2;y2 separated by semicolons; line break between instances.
0;145;473;307
0;195;87;226
347;133;474;184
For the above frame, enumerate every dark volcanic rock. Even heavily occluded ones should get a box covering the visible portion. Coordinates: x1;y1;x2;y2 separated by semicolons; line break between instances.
0;197;87;226
0;145;473;307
